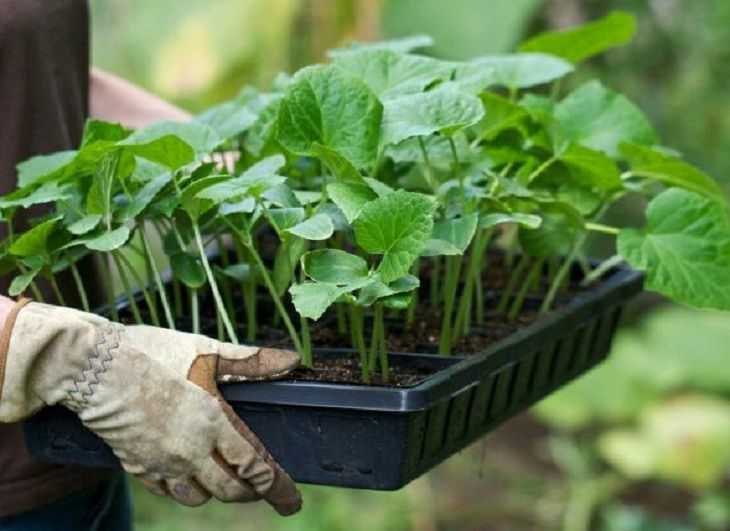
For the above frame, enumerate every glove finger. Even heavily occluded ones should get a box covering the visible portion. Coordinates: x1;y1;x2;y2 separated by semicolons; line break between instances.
163;477;211;507
193;451;261;503
216;402;302;516
216;344;300;382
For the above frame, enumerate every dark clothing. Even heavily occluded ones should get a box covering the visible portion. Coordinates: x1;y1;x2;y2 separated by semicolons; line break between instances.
0;473;131;531
0;0;114;517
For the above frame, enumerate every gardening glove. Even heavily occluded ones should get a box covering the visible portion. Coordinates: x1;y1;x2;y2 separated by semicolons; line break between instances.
0;299;302;515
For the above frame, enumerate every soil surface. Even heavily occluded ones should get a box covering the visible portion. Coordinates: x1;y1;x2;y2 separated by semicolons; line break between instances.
289;355;438;387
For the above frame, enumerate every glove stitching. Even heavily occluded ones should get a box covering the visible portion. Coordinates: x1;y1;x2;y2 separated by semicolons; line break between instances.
66;322;123;409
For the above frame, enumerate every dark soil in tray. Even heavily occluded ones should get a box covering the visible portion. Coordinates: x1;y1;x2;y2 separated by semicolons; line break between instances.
288;355;437;387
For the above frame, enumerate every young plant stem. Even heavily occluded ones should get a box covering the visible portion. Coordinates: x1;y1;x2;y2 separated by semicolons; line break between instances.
453;230;491;340
48;274;68;307
438;256;462;355
429;257;440;307
300;315;313;367
540;241;582;315
336;304;347;335
496;254;529;315
508;258;544;320
68;258;90;312
350;305;370;384
584;222;620;235
448;136;465;199
376;304;388;382
191;289;200;334
112;251;143;324
99;254;119;321
215;234;236;322
407;259;420;326
139;226;175;329
418;137;439;193
28;280;45;302
581;254;624;286
115;250;161;327
234;240;257;342
192;223;239;344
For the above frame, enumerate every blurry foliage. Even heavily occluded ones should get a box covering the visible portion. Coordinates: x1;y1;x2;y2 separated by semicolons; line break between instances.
86;0;730;529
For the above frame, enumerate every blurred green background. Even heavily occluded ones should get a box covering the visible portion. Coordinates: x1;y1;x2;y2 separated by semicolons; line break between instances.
88;1;730;529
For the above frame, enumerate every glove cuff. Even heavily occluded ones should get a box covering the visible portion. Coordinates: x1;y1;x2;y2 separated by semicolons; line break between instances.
0;298;33;404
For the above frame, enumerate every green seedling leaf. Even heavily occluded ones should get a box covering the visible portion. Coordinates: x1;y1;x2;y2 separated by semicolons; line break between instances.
123;135;195;171
81;120;132;146
219;197;257;216
0;182;71;210
475;92;528;140
16;151;76;188
302;249;369;285
387;134;470;171
480;212;542;229
267;207;305;233
293;191;322;205
354;190;436;282
621;143;723;199
9;217;60;258
519;202;582;258
122;120;221;157
276;65;383;168
554;81;658;158
244;97;281;157
311;143;364;183
77;226;132;252
8;268;41;297
421;214;478;256
197;155;287;203
195;100;258;140
288;282;352;321
180;175;230;221
327;34;434;58
170;251;206;289
357;274;420;306
519;11;637;64
286;213;334;241
87;150;122;218
381;88;484;146
467;53;574;89
117;171;173;222
262;183;300;208
618;188;730;310
363;177;394;197
381;292;414;310
219;263;253;282
327;181;378;223
67;214;103;235
273;237;308;296
558;144;623;191
333;49;450;99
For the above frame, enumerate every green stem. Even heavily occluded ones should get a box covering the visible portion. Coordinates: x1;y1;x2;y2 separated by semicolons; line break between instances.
540;241;582;315
139;226;175;329
234;240;257;342
430;257;440;307
191;289;200;334
100;254;119;321
581;254;624;286
508;258;544;320
48;274;68;307
584;222;620;235
115;250;161;327
453;230;491;340
526;156;557;183
496;254;528;315
29;281;45;302
68;258;90;312
368;307;379;373
192;222;238;344
112;251;143;324
215;234;236;327
336;304;347;335
376;304;389;382
350;306;370;384
438;256;462;355
418;137;439;193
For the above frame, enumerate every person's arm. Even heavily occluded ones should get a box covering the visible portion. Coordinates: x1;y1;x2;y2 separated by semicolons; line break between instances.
89;67;191;128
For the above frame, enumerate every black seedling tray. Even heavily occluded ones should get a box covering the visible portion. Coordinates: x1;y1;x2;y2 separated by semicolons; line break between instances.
24;267;642;490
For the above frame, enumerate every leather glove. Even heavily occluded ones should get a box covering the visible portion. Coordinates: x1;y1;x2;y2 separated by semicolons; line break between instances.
0;299;302;515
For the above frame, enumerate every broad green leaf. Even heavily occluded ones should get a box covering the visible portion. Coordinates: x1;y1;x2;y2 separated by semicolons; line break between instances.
197;155;287;203
180;175;229;221
87;150;121;217
267;208;305;233
327;182;378;223
67;214;103;235
288;282;351;320
81;120;131;146
10;218;60;258
387;134;470;171
117;171;173;221
276;65;383;168
519;202;582;258
327;34;434;58
16;151;76;188
519;11;637;64
380;292;414;310
285;213;334;241
311;143;363;183
479;212;542;229
78;226;131;252
333;50;449;99
554;81;658;158
170;251;206;289
621;143;723;199
122;121;221;156
558;144;623;191
0;182;71;210
380;88;484;146
302;249;369;285
363;177;394;197
262;183;300;208
219;263;253;282
8;268;41;297
421;214;478;256
463;53;573;89
618;188;730;310
123;135;195;171
195;101;258;140
243;97;281;157
273;237;308;296
357;274;420;306
354;190;436;282
475;92;528;140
